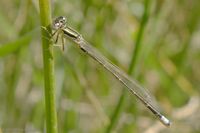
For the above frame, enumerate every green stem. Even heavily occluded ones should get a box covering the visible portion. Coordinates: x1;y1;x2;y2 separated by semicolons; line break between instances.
128;0;150;74
106;0;150;132
38;0;58;133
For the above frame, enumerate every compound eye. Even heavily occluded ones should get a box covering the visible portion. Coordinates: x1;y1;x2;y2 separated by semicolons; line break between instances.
59;20;64;24
60;17;66;24
52;16;67;29
55;22;60;27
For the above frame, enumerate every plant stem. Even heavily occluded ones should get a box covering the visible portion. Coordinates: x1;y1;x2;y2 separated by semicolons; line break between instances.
106;0;150;132
128;0;150;74
38;0;58;133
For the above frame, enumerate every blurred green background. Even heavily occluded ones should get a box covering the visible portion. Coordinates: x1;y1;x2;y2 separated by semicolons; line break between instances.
0;0;200;133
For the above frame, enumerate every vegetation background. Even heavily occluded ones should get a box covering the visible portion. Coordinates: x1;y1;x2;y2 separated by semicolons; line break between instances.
0;0;200;133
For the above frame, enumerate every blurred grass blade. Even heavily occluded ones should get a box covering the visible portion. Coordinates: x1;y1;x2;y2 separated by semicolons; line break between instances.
0;11;17;39
0;30;37;57
106;0;151;132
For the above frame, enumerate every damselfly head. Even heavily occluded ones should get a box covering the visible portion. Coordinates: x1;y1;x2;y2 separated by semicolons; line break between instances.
52;16;67;30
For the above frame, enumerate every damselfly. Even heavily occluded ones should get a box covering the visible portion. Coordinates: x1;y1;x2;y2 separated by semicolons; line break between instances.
51;16;171;126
